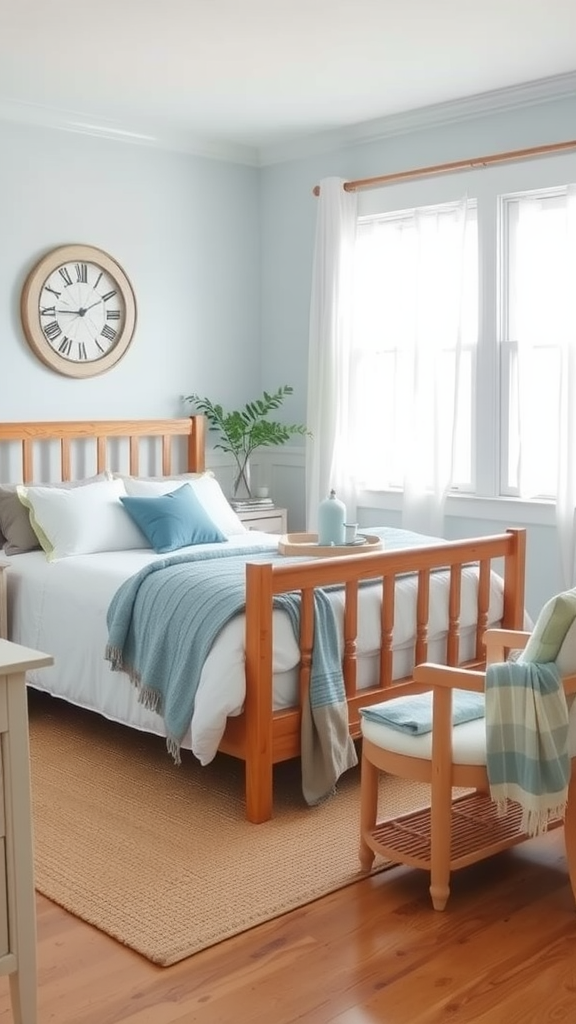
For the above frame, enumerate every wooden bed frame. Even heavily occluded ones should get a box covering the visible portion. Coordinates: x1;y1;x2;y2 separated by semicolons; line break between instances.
0;418;527;823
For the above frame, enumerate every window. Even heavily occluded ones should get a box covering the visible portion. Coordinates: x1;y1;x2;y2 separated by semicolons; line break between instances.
349;181;576;504
350;201;478;491
501;188;576;498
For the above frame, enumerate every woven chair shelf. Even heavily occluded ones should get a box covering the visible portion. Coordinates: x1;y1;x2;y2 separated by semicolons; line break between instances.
365;792;563;872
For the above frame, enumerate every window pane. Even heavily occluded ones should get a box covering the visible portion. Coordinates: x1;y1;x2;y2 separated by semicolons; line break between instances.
506;343;561;496
504;192;570;497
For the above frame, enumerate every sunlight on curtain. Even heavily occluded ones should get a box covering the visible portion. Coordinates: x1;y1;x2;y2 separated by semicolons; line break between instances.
351;199;476;535
511;188;576;587
306;178;358;530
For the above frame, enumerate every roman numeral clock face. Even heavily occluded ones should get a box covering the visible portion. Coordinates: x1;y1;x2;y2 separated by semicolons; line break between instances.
20;244;137;378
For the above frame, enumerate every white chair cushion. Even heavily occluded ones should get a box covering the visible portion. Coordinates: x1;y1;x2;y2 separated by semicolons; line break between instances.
360;697;576;765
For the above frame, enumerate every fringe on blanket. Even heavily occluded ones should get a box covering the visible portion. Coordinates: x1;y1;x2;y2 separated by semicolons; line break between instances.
493;791;567;837
486;660;570;838
105;644;182;765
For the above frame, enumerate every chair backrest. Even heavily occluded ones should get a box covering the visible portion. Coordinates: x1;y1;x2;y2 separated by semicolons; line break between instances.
520;588;576;670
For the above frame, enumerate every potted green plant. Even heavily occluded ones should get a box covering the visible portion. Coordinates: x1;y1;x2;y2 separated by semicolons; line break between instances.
184;385;310;501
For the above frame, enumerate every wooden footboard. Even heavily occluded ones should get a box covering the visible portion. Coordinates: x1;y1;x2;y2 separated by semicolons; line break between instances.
220;528;526;823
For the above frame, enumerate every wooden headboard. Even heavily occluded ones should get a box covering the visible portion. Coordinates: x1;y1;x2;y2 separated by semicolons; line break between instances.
0;417;206;482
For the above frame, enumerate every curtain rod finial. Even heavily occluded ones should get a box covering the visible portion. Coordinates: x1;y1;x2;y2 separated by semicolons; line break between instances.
312;184;320;197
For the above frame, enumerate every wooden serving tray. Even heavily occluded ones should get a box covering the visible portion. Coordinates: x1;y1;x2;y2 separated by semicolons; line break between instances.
278;532;383;557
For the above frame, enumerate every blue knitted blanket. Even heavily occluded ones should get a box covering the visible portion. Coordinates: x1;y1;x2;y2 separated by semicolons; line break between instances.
105;544;358;806
360;689;485;734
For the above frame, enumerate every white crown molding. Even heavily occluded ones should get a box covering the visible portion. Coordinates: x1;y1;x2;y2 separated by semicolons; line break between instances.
1;71;575;168
0;98;260;166
257;71;576;166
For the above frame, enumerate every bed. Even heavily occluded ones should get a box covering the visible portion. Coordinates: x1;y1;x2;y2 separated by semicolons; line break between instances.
0;418;527;822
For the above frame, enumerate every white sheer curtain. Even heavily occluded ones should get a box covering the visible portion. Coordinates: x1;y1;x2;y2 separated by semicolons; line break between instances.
557;186;576;587
306;178;358;531
515;186;576;588
307;189;471;538
399;199;471;535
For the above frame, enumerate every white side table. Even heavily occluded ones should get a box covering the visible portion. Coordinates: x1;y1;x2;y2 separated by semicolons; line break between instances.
237;507;288;534
0;640;53;1024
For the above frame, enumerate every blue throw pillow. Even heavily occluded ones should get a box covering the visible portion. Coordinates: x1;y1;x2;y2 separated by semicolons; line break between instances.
120;484;226;553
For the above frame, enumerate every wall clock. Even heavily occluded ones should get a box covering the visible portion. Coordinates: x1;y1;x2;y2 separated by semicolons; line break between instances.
20;243;137;378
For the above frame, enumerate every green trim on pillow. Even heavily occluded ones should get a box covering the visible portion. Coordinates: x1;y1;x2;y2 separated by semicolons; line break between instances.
520;588;576;664
0;488;41;554
1;474;109;555
15;478;147;560
16;487;55;554
120;484;226;553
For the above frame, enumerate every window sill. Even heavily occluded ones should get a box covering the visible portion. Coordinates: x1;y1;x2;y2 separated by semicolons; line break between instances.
357;489;556;527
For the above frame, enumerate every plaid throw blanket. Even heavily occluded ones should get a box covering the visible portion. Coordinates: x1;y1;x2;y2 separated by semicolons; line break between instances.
485;660;570;836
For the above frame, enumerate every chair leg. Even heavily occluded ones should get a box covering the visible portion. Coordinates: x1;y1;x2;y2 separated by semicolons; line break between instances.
429;779;453;911
359;749;378;871
565;769;576;906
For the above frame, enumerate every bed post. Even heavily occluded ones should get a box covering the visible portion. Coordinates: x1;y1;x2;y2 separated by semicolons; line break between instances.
188;416;206;473
244;561;274;822
503;528;527;629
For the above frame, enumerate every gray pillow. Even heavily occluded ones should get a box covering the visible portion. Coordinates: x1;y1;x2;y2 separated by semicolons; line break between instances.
0;474;108;555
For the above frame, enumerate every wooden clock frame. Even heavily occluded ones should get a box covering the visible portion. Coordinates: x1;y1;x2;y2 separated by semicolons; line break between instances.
20;243;137;379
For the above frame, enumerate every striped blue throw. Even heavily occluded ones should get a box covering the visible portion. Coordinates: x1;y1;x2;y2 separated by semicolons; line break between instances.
485;660;570;836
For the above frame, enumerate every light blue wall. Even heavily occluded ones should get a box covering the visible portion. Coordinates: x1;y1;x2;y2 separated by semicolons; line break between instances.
2;120;260;419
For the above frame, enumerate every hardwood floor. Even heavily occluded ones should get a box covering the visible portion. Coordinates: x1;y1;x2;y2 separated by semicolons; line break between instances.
1;831;575;1023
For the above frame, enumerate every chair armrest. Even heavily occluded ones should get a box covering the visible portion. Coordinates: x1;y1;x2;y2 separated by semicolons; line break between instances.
413;663;486;693
483;628;531;665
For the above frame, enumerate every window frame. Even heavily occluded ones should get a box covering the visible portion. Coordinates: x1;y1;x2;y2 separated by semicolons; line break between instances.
355;154;576;509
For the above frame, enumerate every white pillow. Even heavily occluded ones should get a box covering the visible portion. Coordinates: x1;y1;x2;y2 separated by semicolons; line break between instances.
117;471;207;492
122;474;247;537
187;476;248;537
16;478;149;560
122;477;197;497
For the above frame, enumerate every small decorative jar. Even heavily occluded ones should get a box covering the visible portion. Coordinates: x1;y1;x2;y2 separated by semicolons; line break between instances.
317;489;346;546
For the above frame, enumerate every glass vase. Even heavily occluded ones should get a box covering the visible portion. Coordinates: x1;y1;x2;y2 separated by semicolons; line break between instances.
232;454;252;501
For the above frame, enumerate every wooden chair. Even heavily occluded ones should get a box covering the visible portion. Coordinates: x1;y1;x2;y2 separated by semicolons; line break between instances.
359;594;576;911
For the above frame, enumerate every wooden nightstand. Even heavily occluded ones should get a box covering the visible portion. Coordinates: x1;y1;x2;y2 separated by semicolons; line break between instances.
0;639;53;1024
237;507;288;534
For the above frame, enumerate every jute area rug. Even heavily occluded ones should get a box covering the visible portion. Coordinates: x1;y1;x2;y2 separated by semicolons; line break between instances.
28;691;430;967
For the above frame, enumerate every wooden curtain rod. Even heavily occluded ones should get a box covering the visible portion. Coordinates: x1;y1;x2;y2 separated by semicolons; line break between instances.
312;139;576;196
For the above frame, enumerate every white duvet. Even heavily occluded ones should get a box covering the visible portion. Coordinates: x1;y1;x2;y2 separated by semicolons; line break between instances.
5;533;507;765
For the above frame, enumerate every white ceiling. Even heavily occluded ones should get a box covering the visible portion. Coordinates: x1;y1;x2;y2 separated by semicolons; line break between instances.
2;0;576;163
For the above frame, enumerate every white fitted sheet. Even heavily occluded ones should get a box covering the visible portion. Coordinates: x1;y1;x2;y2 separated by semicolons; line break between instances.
5;533;507;765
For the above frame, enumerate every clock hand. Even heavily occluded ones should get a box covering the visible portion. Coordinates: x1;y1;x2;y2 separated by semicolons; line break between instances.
57;301;102;317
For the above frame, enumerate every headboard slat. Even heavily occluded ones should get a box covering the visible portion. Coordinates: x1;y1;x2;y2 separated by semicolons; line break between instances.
22;440;33;482
0;417;206;484
96;437;107;474
61;439;71;481
162;435;171;475
129;437;139;477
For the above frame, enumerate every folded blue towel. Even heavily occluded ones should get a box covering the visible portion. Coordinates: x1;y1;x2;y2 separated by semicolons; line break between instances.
360;689;485;735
